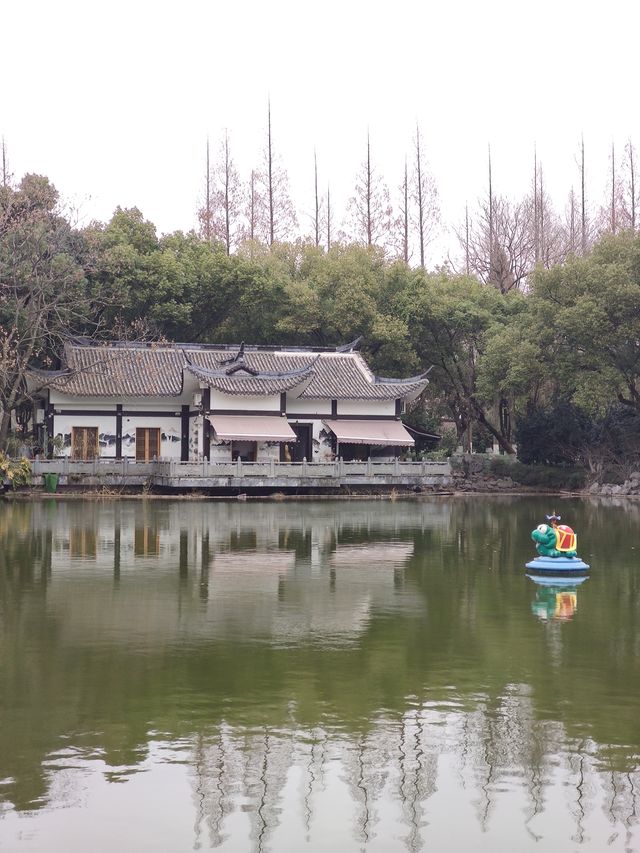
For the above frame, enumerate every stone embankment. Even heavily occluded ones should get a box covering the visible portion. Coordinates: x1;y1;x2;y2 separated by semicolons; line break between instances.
450;454;519;492
453;473;518;492
585;472;640;496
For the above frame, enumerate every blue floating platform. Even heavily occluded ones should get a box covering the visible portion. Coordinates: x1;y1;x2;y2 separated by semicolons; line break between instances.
526;573;590;587
525;556;590;574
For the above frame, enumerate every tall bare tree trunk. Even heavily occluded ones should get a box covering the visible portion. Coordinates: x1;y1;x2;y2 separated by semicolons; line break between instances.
314;150;320;248
416;124;425;267
534;146;539;264
611;141;616;235
569;188;576;255
249;170;257;244
204;138;212;243
366;132;372;247
630;140;637;232
326;184;332;251
403;159;409;263
267;99;274;246
539;164;545;264
1;136;8;189
488;144;495;280
465;203;470;275
0;410;11;450
581;134;587;254
223;131;231;255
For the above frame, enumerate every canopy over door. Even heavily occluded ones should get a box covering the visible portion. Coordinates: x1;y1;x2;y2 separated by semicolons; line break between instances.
322;419;414;446
207;415;297;442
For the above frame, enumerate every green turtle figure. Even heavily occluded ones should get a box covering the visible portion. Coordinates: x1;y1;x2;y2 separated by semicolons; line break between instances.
531;513;578;558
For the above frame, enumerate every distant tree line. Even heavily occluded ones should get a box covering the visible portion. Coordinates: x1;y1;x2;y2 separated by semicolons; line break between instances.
2;141;640;476
195;112;639;279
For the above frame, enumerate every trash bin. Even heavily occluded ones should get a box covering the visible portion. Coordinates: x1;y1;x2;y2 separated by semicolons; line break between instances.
43;473;59;493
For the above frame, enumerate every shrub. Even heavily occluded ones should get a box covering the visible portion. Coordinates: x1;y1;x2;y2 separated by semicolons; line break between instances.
488;456;586;490
0;453;32;489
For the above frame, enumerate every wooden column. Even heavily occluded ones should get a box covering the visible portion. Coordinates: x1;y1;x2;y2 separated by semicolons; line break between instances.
45;402;54;459
115;404;123;459
203;388;211;460
181;405;189;461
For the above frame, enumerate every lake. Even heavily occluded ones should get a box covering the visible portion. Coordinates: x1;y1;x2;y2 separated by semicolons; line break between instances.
0;496;639;852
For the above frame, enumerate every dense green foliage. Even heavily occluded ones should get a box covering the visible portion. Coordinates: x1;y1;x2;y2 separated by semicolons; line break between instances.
3;173;640;473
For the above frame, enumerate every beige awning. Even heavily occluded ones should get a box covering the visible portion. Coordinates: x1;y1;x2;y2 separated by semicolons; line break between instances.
207;415;297;442
322;419;414;446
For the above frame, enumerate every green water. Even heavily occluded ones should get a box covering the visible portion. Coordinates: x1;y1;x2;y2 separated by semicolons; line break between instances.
0;496;639;852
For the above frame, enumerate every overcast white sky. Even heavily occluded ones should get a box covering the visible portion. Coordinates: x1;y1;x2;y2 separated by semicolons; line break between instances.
3;0;639;262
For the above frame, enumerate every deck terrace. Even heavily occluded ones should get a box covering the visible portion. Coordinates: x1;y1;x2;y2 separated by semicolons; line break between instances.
31;458;452;492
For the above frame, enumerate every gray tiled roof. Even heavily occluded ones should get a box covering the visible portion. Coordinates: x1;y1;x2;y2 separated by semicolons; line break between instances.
30;343;428;401
185;359;315;395
186;349;428;400
30;345;185;397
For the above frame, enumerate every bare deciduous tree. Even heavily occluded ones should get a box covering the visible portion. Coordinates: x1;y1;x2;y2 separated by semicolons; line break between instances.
455;153;537;292
198;132;243;254
258;100;298;246
344;132;392;250
389;159;410;263
412;125;439;268
1;136;11;190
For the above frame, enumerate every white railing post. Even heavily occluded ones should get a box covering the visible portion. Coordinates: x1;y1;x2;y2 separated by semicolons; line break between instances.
236;457;242;477
270;457;275;476
367;456;372;476
302;457;307;477
394;457;400;476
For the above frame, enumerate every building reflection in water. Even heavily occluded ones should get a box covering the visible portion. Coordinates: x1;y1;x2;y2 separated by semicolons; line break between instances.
1;499;639;852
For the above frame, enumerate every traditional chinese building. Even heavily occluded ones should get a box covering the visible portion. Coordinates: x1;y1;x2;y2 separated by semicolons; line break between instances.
28;339;429;462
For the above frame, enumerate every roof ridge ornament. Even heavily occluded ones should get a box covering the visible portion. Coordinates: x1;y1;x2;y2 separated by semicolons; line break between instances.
219;341;246;365
335;336;363;353
373;365;433;384
225;361;258;376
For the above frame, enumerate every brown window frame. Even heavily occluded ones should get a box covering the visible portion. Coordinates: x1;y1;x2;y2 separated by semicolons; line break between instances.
71;426;99;460
136;427;161;462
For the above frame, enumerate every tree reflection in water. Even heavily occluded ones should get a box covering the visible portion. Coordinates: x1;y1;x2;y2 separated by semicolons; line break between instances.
1;497;640;851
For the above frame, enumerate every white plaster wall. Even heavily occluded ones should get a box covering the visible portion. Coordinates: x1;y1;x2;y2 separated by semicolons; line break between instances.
209;390;280;412
208;439;282;462
54;413;117;457
49;393;191;459
336;399;396;417
53;413;183;459
285;397;331;415
191;415;203;459
209;440;231;462
121;415;182;459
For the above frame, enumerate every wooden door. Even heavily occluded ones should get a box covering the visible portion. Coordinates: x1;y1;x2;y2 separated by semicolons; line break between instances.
136;427;161;462
71;426;99;460
281;423;312;462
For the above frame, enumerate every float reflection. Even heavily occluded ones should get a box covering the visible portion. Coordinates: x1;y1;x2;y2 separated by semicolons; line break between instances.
1;498;639;852
527;574;589;622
